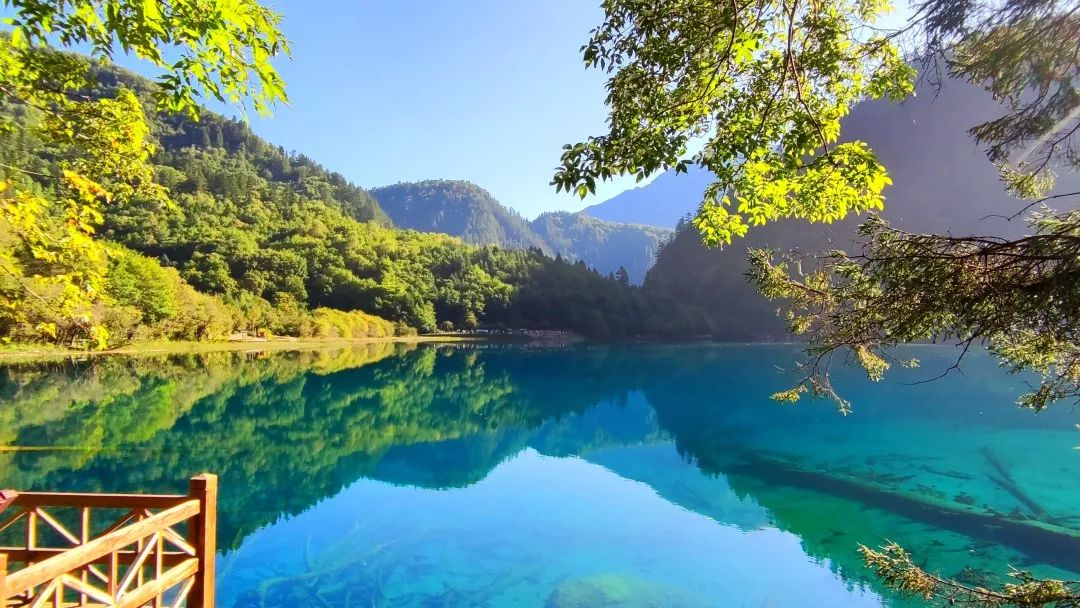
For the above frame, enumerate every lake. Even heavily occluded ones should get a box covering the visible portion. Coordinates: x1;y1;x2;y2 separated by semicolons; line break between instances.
2;343;1078;607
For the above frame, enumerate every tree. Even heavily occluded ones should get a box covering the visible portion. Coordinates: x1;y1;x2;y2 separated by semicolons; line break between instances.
556;0;1078;411
559;0;1079;602
0;0;289;346
614;265;630;287
552;0;915;242
105;244;179;324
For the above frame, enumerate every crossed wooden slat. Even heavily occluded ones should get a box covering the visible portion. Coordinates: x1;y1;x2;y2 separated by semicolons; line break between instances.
0;477;216;608
5;501;199;608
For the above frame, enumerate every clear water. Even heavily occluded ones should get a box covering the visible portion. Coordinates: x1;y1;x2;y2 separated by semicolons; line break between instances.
2;343;1078;607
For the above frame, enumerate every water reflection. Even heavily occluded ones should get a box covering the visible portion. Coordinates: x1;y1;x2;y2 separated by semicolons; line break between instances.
2;344;1078;607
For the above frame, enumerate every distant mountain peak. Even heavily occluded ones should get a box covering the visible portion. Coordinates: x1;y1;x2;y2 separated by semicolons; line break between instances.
370;180;548;251
530;211;672;283
580;166;714;229
370;181;673;283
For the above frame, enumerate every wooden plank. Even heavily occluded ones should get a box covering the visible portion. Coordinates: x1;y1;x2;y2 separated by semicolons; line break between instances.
33;509;80;546
26;512;36;551
142;509;197;555
135;512;145;591
80;509;90;545
158;526;196;556
0;509;26;536
186;474;217;608
108;551;118;597
12;493;187;510
116;533;157;598
1;553;8;601
0;548;189;567
170;576;195;608
27;578;56;608
3;500;199;597
115;559;198;608
80;507;90;606
59;573;113;606
154;534;164;608
98;510;137;538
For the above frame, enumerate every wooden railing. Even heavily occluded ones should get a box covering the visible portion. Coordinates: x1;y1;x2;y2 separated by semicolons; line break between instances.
0;474;217;608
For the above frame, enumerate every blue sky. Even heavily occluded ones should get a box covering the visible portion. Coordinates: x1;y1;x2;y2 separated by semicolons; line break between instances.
9;1;913;218
102;1;644;218
227;1;910;219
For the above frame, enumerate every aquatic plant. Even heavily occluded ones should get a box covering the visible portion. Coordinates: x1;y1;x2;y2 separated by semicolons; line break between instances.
862;543;1080;607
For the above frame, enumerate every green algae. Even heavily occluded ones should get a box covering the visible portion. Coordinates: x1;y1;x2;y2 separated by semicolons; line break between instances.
545;573;711;608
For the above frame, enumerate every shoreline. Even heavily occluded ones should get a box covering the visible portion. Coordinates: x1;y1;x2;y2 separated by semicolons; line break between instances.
0;335;485;362
0;338;970;363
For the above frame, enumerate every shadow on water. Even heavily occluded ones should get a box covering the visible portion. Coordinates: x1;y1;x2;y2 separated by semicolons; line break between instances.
2;343;1078;606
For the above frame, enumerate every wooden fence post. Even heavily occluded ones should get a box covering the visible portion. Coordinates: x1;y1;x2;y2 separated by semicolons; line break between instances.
0;489;13;604
187;474;217;608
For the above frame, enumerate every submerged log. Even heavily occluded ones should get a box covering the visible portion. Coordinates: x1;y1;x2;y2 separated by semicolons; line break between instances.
981;447;1051;520
730;453;1080;572
920;465;975;481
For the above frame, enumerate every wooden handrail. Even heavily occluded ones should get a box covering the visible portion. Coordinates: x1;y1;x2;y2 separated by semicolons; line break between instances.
2;499;200;597
0;547;191;566
9;491;188;510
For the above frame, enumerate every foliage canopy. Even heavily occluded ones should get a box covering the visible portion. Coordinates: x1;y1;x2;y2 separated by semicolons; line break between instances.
551;0;917;244
0;0;288;346
560;0;1079;412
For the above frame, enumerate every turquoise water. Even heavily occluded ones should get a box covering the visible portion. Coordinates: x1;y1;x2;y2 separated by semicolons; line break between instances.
2;343;1078;607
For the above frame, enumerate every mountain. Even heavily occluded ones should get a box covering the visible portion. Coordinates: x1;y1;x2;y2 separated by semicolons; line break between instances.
580;166;714;228
530;212;670;283
643;77;1080;340
370;181;672;283
370;180;550;251
2;56;716;342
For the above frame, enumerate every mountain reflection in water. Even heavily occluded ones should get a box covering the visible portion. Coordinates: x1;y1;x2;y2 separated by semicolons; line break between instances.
2;344;1077;607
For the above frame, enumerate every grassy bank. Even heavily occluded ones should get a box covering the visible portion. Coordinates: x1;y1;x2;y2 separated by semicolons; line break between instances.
0;335;484;362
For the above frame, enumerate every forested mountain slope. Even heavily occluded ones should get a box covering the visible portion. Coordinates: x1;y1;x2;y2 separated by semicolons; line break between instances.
643;78;1080;340
95;67;392;227
371;180;549;251
1;56;711;343
370;181;672;282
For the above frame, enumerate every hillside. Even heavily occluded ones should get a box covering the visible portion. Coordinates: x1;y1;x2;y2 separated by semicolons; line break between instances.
370;181;672;282
0;55;712;343
87;67;393;227
643;77;1080;340
370;180;550;251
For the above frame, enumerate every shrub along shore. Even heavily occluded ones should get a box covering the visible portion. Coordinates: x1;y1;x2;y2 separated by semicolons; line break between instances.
0;334;483;361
